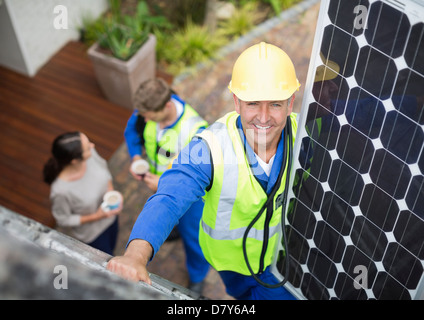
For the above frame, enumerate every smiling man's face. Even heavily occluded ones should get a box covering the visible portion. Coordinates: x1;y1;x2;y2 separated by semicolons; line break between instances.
234;94;293;159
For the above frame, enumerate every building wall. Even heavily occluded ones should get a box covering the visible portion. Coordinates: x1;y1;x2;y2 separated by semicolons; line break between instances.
0;0;108;76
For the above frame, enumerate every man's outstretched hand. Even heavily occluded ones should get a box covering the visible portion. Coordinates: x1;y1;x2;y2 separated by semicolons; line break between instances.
106;239;154;285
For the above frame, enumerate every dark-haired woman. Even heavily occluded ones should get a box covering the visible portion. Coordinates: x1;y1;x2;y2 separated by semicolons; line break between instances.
43;132;122;255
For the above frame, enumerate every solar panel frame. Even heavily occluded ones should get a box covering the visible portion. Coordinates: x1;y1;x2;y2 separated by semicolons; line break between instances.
271;0;424;300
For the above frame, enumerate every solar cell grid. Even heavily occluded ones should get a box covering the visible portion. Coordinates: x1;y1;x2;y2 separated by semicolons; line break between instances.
272;0;424;299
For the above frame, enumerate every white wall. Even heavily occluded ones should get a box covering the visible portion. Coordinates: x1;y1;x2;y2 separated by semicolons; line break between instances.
0;1;27;75
0;0;108;76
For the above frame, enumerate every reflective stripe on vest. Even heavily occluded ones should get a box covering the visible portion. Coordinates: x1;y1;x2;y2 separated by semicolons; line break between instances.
201;220;281;241
144;104;208;175
196;111;297;275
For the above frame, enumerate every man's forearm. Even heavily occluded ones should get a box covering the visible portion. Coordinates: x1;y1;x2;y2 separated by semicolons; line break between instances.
125;239;153;263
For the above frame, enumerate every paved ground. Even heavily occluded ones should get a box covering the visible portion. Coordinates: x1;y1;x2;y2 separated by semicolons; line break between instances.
109;0;320;300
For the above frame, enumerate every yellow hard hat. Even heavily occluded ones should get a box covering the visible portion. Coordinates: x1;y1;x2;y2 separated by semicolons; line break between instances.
228;42;300;101
314;52;340;82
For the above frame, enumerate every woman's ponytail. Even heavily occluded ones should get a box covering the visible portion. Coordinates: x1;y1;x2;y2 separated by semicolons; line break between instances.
43;157;60;185
42;132;82;185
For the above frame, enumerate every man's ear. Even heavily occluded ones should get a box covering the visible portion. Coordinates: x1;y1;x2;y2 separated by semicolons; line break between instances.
233;94;241;114
288;94;295;115
164;100;173;111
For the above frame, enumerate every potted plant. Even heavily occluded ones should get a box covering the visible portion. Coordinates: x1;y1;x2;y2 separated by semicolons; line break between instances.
86;0;169;109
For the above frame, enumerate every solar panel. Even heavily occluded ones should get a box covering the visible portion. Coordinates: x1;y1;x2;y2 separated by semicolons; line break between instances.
271;0;424;300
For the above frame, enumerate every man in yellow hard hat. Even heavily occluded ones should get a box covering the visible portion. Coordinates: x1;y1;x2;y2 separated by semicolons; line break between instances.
107;42;300;300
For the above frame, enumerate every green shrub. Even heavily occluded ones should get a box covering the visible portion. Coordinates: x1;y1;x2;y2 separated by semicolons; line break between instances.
161;18;228;75
218;2;266;39
262;0;301;15
82;0;302;70
82;0;170;61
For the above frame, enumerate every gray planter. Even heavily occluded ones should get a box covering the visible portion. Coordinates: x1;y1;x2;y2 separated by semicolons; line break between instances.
88;34;156;109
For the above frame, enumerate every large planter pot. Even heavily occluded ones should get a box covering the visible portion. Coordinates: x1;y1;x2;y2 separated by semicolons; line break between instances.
88;34;156;109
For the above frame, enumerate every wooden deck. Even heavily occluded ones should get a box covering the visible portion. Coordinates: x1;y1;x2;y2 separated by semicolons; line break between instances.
0;41;134;227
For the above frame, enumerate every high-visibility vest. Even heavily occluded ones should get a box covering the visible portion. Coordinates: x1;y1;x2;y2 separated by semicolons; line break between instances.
143;103;208;175
196;111;297;275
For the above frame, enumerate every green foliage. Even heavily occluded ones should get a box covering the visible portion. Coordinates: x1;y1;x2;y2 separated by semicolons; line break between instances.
160;18;228;75
145;0;207;28
264;0;282;15
83;0;171;61
82;0;302;70
81;15;107;46
99;19;147;61
218;2;266;39
262;0;301;15
109;0;121;20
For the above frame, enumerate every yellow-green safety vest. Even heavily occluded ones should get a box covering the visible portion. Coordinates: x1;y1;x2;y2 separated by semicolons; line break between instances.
196;111;297;275
144;103;208;175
